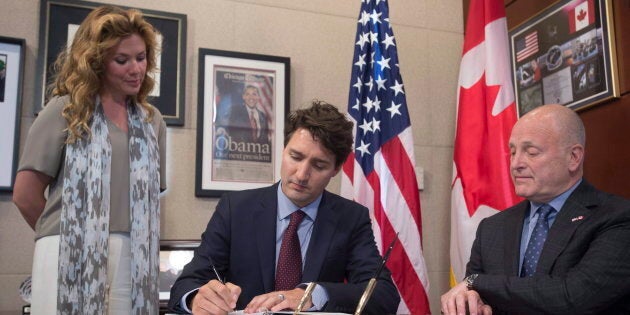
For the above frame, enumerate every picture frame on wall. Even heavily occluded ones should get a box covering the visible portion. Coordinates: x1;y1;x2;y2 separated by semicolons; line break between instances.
35;0;187;125
158;240;199;311
0;36;26;191
196;48;290;198
509;0;618;116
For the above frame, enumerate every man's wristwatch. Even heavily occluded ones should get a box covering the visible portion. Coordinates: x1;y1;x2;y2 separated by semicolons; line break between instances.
464;273;478;290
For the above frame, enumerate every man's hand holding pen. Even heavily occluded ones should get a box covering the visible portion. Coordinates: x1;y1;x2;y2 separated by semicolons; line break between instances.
244;288;313;313
191;279;241;315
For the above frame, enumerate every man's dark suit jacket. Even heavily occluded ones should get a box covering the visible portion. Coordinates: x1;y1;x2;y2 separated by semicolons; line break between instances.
168;183;400;314
226;103;269;144
467;180;630;314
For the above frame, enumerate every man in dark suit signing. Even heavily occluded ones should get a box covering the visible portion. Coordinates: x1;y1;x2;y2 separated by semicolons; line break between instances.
441;104;630;314
169;101;400;314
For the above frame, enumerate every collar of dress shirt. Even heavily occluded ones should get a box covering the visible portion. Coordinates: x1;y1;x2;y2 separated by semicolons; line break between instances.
276;181;321;222
528;178;583;220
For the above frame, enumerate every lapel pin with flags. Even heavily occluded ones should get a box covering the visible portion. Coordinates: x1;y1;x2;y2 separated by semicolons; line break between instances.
571;216;585;222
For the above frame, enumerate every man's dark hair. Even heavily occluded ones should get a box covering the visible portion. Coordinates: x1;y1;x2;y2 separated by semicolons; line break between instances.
243;85;260;94
285;100;354;168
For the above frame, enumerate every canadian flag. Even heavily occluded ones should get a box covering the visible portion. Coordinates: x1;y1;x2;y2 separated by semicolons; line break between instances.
449;0;521;284
569;0;595;33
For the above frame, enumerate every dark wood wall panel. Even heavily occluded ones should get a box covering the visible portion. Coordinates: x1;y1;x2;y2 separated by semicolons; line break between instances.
505;1;558;29
580;95;630;198
462;0;630;198
612;0;630;93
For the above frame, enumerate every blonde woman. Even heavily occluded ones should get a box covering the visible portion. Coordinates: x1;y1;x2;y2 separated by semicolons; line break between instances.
13;5;166;314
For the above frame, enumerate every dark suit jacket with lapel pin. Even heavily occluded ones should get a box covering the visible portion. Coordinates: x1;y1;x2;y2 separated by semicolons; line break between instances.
467;180;630;314
168;182;400;314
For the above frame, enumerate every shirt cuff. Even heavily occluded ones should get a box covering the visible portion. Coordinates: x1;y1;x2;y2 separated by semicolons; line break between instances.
180;288;200;314
309;284;329;310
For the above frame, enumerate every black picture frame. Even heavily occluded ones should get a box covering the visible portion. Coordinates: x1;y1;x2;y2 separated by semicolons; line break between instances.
0;36;26;191
159;240;199;312
35;0;187;125
509;0;618;116
196;48;290;198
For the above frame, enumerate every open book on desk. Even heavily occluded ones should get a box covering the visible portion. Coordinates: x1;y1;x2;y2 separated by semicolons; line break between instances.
229;311;349;315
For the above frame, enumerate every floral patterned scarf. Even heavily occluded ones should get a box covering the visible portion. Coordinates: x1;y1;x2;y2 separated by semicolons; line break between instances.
58;100;160;314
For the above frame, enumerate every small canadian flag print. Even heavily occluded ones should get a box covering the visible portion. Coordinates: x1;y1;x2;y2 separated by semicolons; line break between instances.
569;0;595;33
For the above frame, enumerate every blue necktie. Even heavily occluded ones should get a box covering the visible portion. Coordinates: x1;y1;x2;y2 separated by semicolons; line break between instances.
521;204;555;277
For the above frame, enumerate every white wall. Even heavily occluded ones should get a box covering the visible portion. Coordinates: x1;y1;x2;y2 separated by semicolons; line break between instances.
0;0;463;313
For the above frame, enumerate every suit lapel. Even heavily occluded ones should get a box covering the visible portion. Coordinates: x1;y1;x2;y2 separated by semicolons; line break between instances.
303;191;340;282
536;181;598;275
254;184;279;292
504;202;528;276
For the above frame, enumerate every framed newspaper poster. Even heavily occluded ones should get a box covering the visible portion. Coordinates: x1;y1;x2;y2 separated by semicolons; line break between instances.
196;48;290;197
509;0;618;116
35;0;187;125
0;36;26;191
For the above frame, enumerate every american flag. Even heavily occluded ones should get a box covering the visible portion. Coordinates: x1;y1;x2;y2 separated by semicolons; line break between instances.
515;31;539;62
249;75;275;133
340;0;430;314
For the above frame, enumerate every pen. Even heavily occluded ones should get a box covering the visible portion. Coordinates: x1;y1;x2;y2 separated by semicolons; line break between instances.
210;260;237;313
211;263;224;284
374;232;398;278
354;233;399;315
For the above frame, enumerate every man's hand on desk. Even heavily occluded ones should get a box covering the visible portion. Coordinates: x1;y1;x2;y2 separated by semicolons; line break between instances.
191;279;242;315
440;281;492;315
244;288;312;313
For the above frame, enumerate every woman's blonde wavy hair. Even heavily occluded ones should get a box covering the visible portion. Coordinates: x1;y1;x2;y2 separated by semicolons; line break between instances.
48;5;160;143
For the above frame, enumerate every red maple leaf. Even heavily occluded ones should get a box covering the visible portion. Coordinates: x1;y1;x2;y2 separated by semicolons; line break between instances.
453;74;522;216
577;9;587;22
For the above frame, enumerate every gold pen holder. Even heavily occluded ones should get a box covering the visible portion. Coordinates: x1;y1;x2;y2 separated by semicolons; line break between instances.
354;278;377;315
294;282;317;314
